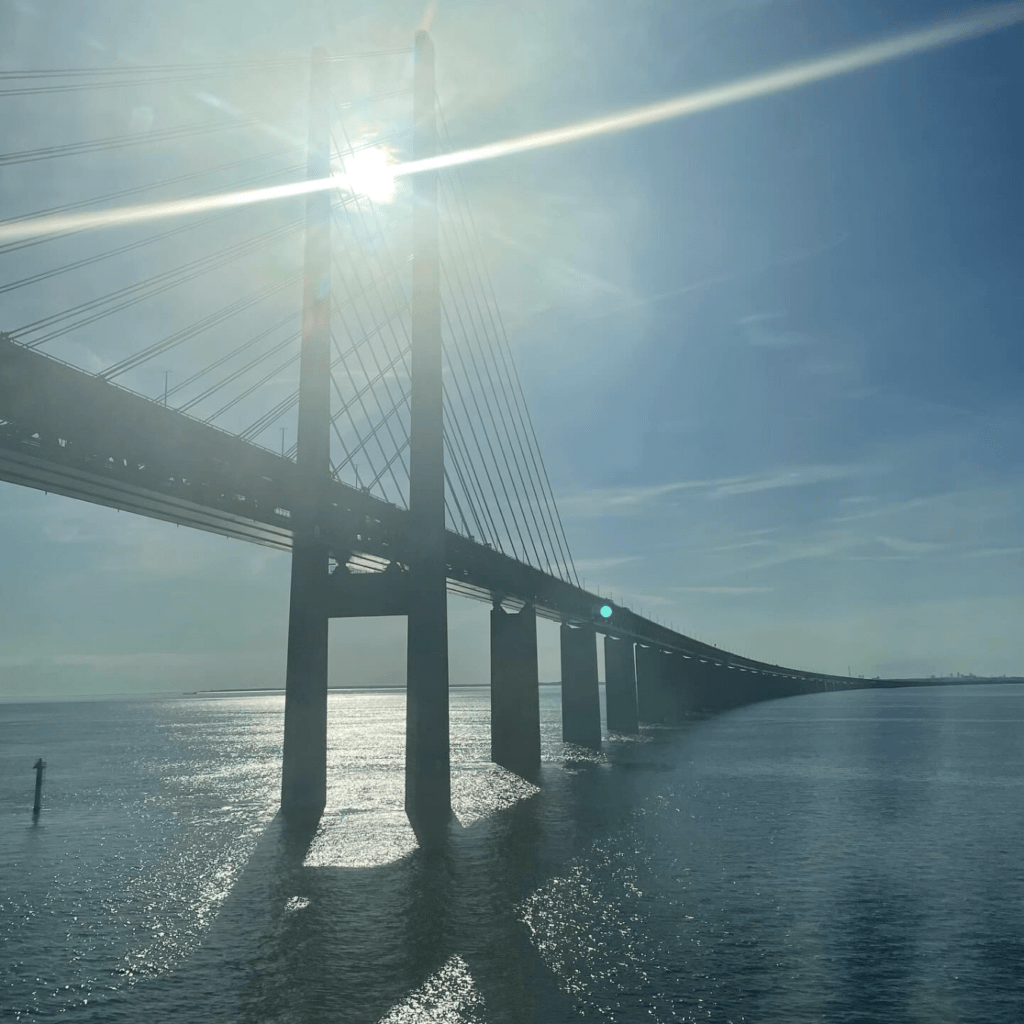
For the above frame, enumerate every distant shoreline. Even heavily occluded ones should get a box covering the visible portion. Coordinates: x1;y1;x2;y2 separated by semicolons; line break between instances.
1;679;1020;704
182;682;565;695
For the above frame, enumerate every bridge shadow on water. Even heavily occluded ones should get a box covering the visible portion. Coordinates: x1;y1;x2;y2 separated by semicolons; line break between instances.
126;726;695;1024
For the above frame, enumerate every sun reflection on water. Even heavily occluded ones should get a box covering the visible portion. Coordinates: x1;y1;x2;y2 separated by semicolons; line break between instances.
377;955;485;1024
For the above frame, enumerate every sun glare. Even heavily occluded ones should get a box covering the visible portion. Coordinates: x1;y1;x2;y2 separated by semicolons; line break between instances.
338;147;396;204
1;2;1022;244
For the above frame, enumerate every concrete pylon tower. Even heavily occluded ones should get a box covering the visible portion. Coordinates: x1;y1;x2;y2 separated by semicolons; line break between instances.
281;48;332;818
405;31;451;829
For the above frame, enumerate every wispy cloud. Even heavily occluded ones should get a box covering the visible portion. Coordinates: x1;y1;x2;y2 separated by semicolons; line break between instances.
738;312;817;348
490;227;628;298
672;586;774;595
706;464;865;498
830;497;934;523
560;462;869;517
876;535;947;555
710;539;774;552
572;555;642;572
961;546;1024;558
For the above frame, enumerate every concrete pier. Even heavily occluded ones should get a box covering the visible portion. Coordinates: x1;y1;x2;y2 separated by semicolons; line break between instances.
560;623;601;748
636;645;671;724
658;650;678;720
281;539;330;816
604;635;638;734
635;645;655;724
281;48;331;819
673;654;701;718
689;659;718;711
490;604;540;777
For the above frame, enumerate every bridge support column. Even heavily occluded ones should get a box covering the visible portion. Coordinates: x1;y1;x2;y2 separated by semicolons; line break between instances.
560;624;601;748
490;604;540;777
405;31;451;830
690;659;716;711
281;47;331;819
635;645;655;724
674;654;702;718
636;645;670;724
604;635;638;734
661;650;686;722
713;662;733;709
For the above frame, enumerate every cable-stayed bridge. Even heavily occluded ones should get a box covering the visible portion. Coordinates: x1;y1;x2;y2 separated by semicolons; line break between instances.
1;36;885;830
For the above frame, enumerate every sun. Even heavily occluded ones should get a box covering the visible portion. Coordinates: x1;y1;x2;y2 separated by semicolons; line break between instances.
337;147;396;204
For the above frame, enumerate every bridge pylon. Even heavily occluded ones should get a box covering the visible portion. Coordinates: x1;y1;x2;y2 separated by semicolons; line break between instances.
281;47;332;819
405;31;452;830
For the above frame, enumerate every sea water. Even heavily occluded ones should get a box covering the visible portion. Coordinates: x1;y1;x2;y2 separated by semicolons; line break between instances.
2;683;1022;1022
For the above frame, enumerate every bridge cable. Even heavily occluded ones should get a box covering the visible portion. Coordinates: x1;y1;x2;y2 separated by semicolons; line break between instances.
328;266;412;504
0;116;263;167
327;121;495;544
169;255;409;408
0;50;411;80
234;272;410;447
442;401;498;547
329;118;494;539
103;273;302;386
438;249;533;564
437;174;566;578
438;243;542;566
436;204;551;572
439;185;575;581
327;331;409;506
326;324;411;464
204;349;301;425
0;147;299;256
12;218;302;344
327;167;416;503
325;365;391;500
330;124;497;541
165;310;299;401
437;102;580;584
177;256;408;428
435;100;571;576
438;294;518;558
14;220;299;348
177;330;301;413
0;164;306;297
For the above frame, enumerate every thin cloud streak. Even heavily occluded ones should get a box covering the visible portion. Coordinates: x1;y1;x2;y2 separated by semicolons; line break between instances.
673;586;774;595
3;3;1021;243
560;462;868;516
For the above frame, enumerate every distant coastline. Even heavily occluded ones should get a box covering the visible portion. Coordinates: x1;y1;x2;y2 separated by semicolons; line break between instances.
1;679;1021;705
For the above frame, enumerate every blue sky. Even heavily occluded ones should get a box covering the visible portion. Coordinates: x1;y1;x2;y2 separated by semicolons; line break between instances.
1;0;1021;697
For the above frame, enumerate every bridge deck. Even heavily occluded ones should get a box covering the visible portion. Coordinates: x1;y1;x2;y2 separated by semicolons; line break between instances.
0;335;846;683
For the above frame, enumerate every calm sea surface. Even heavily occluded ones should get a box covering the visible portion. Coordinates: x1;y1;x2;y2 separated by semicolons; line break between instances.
1;683;1022;1023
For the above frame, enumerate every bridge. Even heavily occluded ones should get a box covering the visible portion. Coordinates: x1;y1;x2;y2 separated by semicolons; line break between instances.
0;36;907;831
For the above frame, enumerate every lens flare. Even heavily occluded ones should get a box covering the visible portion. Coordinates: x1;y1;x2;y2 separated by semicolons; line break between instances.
1;2;1020;244
338;147;396;204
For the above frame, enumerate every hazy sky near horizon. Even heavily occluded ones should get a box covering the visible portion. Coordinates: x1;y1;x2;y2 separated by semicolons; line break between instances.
1;0;1021;697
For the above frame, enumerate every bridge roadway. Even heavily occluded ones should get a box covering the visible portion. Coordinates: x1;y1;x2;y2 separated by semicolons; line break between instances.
0;333;851;688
